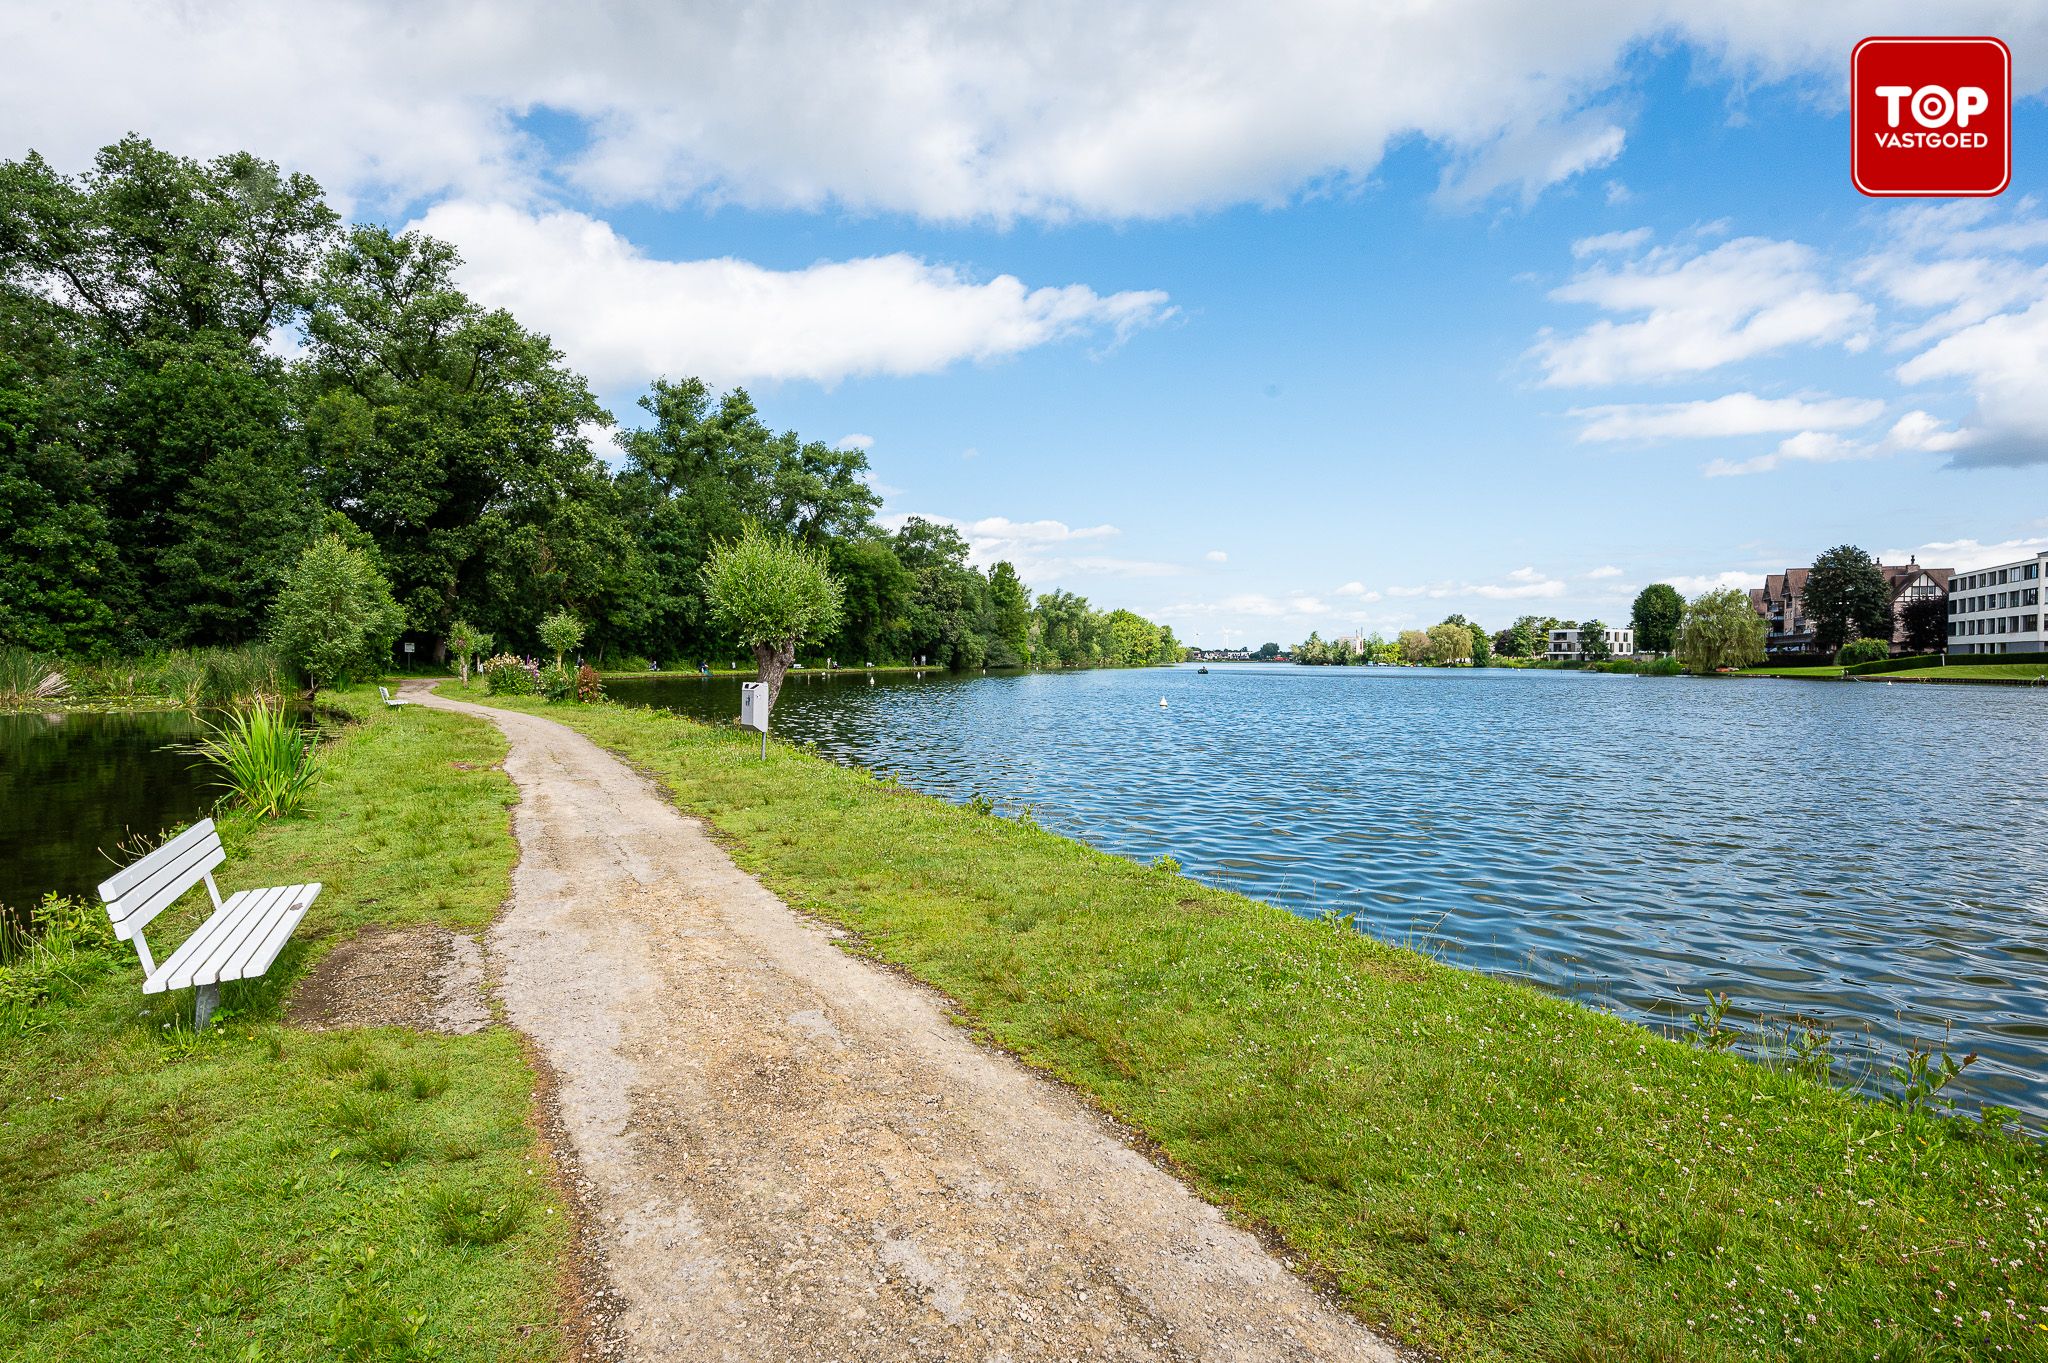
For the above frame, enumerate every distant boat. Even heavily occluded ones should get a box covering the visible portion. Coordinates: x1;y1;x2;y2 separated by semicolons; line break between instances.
1197;665;1209;674
1159;697;1169;708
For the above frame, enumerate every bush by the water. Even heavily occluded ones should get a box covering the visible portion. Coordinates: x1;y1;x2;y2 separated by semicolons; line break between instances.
575;664;605;703
480;653;541;695
180;702;321;819
1835;637;1892;666
539;663;575;702
0;895;118;1034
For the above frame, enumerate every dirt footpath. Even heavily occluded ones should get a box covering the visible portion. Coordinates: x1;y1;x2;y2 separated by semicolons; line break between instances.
410;682;1406;1363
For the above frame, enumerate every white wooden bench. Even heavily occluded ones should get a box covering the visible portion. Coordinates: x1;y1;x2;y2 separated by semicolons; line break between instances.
379;685;410;708
97;818;320;1030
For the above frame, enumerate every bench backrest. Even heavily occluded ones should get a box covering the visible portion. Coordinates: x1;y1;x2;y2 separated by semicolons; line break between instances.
379;686;391;700
98;818;224;946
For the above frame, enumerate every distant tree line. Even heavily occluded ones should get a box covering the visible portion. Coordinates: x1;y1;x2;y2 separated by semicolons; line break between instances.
0;138;1175;673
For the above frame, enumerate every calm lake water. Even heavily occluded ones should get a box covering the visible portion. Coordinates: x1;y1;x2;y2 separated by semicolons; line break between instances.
611;663;2048;1116
0;709;215;926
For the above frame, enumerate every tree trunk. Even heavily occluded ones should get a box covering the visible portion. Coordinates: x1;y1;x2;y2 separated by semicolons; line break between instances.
753;638;797;714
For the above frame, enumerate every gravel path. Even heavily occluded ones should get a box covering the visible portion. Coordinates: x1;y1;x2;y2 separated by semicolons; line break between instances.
411;682;1406;1363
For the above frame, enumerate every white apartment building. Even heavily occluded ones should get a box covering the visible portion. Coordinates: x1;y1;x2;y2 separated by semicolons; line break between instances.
1547;625;1634;660
1947;551;2048;655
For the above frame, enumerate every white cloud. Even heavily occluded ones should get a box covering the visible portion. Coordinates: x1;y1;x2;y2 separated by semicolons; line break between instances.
578;420;625;466
1383;569;1567;601
1570;392;1884;442
1895;296;2048;469
1205;550;1229;563
1572;227;1652;257
835;433;874;451
409;201;1173;388
1878;536;2048;572
1532;235;1873;386
1668;570;1765;595
965;516;1119;545
882;512;1178;582
1585;565;1623;579
1436;109;1626;209
1700;411;1962;477
10;4;2048;223
1334;580;1367;596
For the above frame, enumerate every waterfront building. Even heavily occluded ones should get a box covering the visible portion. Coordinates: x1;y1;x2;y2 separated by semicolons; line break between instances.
1750;557;1951;657
1546;625;1633;660
1946;551;2048;655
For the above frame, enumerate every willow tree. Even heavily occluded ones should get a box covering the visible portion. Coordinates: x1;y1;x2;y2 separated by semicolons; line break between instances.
1675;588;1767;674
700;524;844;715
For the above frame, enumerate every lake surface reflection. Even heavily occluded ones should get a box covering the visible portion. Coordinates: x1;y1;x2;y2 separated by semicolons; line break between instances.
0;709;213;923
611;663;2048;1116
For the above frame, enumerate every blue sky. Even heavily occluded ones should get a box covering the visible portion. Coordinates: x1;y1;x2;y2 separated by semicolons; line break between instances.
9;4;2048;644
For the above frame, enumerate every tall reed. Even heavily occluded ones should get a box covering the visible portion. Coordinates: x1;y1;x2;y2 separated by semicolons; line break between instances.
180;702;321;818
0;648;70;708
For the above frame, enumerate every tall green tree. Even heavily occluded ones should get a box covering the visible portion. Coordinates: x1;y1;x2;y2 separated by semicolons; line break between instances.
1578;618;1614;662
1427;620;1474;666
615;378;878;661
1675;588;1767;674
825;537;914;664
986;561;1031;666
0;359;119;652
0;138;335;647
269;534;404;692
1802;545;1893;654
1899;594;1948;654
1630;583;1684;655
301;225;610;645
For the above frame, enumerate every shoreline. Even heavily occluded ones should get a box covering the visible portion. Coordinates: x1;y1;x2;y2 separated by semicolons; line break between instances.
440;680;2048;1362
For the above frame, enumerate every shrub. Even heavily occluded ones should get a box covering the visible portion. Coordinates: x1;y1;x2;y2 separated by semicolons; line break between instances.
0;895;120;1032
538;663;574;702
538;609;584;668
179;702;321;819
446;619;492;685
1835;637;1892;666
268;535;404;692
574;663;605;703
479;653;539;695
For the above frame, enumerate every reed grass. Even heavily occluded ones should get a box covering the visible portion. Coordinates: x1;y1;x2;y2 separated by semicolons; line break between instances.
180;701;322;818
0;647;70;708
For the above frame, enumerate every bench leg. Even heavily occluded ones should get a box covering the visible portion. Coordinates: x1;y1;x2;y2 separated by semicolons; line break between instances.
194;983;220;1031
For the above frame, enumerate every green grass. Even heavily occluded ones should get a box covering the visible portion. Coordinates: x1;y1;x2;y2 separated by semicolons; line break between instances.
0;687;567;1362
1877;663;2048;684
454;683;2048;1363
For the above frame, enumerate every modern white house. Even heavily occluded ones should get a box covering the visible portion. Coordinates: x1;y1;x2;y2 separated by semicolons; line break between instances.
1547;625;1634;660
1947;551;2048;654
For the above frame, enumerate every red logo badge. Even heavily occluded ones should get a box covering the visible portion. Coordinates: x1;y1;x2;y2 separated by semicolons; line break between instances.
1853;37;2010;197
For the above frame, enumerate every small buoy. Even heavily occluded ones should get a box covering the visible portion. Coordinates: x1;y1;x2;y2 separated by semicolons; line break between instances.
1159;696;1169;708
867;674;875;685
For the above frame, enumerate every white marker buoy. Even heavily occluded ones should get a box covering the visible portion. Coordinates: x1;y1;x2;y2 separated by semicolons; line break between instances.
1159;696;1169;708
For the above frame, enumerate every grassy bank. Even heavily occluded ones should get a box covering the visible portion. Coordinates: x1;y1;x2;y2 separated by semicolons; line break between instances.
454;683;2047;1363
0;689;567;1361
1877;663;2048;685
1736;665;1846;679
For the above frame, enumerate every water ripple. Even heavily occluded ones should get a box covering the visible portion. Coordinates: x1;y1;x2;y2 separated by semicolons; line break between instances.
615;663;2048;1116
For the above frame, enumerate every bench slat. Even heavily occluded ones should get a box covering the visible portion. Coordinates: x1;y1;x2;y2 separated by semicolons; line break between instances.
145;884;290;994
99;819;219;901
214;884;319;985
103;838;225;939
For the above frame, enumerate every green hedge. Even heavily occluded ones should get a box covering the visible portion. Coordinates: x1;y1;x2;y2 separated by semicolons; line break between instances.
1848;649;2048;676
